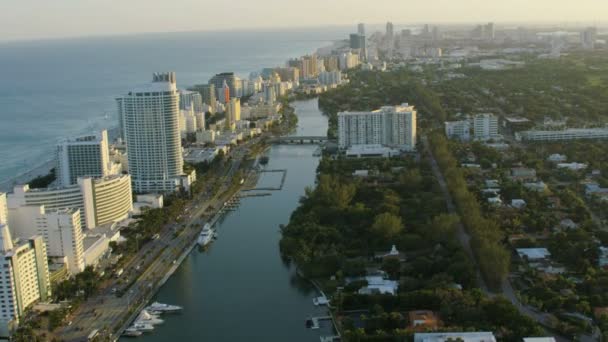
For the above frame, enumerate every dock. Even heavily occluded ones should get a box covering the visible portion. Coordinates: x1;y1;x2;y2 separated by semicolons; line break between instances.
243;169;287;191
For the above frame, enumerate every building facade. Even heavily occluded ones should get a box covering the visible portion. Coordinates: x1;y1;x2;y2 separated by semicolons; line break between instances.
338;103;417;151
179;90;204;113
7;175;133;230
56;130;112;187
209;72;238;100
0;225;50;337
516;127;608;142
117;73;184;193
445;120;471;141
473;113;499;141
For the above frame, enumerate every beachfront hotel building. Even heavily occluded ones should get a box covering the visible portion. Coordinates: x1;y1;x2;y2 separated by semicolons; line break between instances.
116;72;184;194
56;130;116;187
7;175;133;230
338;103;417;151
226;98;241;131
0;225;50;337
7;207;84;275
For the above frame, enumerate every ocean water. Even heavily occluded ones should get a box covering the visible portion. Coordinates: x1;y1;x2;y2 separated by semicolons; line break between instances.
0;27;349;183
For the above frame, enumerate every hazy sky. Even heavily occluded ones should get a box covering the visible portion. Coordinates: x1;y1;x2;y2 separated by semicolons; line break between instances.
2;0;607;41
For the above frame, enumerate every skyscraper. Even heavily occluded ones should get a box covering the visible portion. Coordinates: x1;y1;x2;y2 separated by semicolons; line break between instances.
209;72;238;99
218;80;231;104
357;23;365;36
386;22;394;39
0;225;50;337
117;72;183;193
581;27;597;50
56;130;112;187
179;90;204;113
226;98;241;131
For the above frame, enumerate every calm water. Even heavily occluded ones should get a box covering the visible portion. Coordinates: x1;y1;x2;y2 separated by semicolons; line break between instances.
0;28;348;182
128;99;328;341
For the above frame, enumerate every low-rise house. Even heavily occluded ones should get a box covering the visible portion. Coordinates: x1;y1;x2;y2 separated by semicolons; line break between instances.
524;181;548;192
557;162;587;171
511;167;537;181
353;170;370;178
523;338;556;342
488;197;503;206
408;310;440;330
517;248;551;261
511;199;526;209
547;154;567;163
485;179;500;188
594;307;608;320
559;219;578;230
414;332;496;342
585;183;608;197
346;275;399;295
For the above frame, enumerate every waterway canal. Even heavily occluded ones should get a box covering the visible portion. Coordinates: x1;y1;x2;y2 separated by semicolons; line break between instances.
130;98;329;341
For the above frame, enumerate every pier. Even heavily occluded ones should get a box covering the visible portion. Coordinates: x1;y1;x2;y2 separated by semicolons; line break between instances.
243;169;287;191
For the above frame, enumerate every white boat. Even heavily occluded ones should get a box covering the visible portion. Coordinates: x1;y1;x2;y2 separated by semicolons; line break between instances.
136;310;164;325
123;328;143;337
146;302;183;313
131;323;154;332
197;224;214;246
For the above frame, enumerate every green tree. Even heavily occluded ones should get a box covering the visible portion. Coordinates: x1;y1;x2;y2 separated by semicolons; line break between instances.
370;213;404;243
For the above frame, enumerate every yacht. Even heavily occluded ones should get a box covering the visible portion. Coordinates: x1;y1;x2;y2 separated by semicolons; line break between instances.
123;328;143;337
146;302;183;313
136;310;164;325
131;323;154;332
197;224;214;247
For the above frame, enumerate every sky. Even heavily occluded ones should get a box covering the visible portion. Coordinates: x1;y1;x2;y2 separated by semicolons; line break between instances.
1;0;607;42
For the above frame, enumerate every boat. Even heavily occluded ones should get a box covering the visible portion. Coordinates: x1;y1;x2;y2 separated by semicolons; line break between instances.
146;302;183;313
131;323;154;332
122;328;143;337
136;310;164;325
197;224;214;246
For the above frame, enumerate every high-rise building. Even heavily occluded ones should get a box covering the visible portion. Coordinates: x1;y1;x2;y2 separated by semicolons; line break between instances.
339;52;360;70
218;80;231;104
9;207;85;274
117;72;183;193
318;71;342;86
350;34;367;61
8;175;133;230
179;90;204;113
263;84;276;104
209;72;238;99
357;23;365;36
179;106;197;136
338;103;417;151
445;120;471;141
299;55;319;79
226;98;241;131
56;130;113;187
323;56;340;72
581;27;597;50
386;22;394;39
473;113;499;141
0;193;6;225
0;225;50;337
192;84;217;111
275;67;299;83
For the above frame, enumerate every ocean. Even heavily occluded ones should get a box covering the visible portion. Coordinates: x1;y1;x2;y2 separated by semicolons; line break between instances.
0;27;350;184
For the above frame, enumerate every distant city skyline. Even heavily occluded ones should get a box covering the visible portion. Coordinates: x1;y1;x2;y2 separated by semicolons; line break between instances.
2;0;607;42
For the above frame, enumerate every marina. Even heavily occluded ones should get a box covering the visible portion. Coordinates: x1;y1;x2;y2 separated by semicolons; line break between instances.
125;99;336;342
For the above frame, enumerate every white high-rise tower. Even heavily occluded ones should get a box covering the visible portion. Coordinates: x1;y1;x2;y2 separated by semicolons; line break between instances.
117;72;183;193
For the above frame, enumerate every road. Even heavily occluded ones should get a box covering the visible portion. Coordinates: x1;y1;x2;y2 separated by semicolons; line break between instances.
421;136;573;342
55;137;262;341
